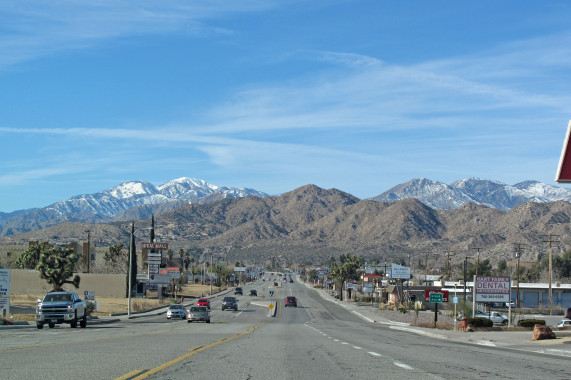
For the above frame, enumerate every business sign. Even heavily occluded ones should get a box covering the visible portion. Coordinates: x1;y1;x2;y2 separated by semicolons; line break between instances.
149;273;170;285
346;282;358;289
0;269;10;314
424;289;449;303
167;267;180;279
390;264;411;279
142;242;169;250
362;283;373;293
475;276;510;302
234;267;247;272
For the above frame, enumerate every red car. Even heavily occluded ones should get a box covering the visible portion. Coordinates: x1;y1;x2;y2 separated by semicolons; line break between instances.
196;298;210;309
285;296;297;307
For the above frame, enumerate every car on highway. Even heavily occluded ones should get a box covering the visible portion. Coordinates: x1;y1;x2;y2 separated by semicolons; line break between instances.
250;289;257;296
187;306;210;323
557;319;571;328
196;298;210;309
166;304;186;319
222;296;238;311
285;296;297;307
235;287;243;295
565;307;571;319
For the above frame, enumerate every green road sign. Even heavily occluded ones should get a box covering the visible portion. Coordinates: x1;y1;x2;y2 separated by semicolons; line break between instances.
429;293;443;303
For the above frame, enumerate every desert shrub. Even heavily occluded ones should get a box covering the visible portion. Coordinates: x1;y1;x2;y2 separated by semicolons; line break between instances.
314;285;324;289
86;301;96;316
467;317;493;327
397;305;409;314
518;319;546;328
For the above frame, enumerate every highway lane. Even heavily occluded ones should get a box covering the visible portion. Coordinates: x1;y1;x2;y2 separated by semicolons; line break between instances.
2;278;569;379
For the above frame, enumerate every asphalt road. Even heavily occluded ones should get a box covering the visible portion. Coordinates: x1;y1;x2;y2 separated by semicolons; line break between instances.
1;278;569;379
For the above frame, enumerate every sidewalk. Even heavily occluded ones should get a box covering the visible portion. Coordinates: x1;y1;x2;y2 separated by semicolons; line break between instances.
303;282;571;357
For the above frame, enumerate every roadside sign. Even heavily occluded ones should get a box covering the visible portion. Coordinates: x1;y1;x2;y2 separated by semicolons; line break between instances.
390;264;411;279
0;269;10;315
142;242;169;250
475;276;510;303
269;304;274;310
424;290;449;303
453;297;458;304
556;120;571;182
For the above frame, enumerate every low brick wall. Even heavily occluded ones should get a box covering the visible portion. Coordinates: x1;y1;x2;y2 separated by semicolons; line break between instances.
9;269;126;298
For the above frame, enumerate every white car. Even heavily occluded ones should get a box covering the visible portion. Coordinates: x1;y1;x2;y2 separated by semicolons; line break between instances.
556;319;571;328
166;304;186;319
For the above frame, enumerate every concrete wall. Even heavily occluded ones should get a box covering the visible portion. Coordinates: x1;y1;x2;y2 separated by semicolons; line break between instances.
9;269;126;298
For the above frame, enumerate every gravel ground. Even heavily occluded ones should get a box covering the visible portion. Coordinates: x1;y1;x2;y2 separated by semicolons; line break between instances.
353;304;456;327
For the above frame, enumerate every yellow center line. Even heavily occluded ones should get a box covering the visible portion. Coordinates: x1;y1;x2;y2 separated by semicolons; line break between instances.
122;324;264;380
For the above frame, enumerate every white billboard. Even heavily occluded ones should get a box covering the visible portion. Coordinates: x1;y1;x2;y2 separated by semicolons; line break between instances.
390;264;411;279
0;269;10;314
475;276;510;303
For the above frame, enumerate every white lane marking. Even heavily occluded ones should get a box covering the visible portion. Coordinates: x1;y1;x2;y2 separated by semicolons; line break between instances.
353;346;362;350
341;342;349;345
476;340;496;347
333;339;340;342
368;352;382;357
393;362;414;370
351;310;376;323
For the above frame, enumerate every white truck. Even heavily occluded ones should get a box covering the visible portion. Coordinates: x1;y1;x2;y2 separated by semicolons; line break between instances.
36;291;87;329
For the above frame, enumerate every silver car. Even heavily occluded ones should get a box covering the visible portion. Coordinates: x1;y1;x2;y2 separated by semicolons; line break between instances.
187;306;210;323
166;304;186;319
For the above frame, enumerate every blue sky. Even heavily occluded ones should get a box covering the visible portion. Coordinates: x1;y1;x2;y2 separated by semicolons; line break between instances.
1;1;571;213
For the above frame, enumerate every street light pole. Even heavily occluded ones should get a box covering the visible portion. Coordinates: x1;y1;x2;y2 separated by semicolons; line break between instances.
128;222;134;319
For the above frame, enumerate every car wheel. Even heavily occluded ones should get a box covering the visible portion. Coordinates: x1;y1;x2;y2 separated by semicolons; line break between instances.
502;319;508;325
48;323;55;328
206;320;210;323
187;320;191;323
80;314;87;328
70;313;78;328
37;323;44;329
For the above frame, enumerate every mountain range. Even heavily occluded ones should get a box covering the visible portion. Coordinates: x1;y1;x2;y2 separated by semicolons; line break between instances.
1;177;571;238
0;177;570;267
2;184;569;267
372;178;571;210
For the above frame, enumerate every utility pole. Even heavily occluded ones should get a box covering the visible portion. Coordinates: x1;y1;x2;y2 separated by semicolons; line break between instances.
85;229;91;273
463;256;468;302
471;247;482;279
443;250;453;281
543;234;559;315
512;243;525;309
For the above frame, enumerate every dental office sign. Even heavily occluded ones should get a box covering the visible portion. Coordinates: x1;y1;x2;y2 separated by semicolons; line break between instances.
475;276;510;303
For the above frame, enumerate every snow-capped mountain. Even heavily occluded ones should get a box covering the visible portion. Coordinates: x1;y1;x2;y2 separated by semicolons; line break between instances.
370;178;571;210
0;178;268;236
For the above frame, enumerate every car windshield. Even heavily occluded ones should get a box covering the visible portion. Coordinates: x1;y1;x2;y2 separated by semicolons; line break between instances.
224;297;235;301
190;307;206;312
169;304;183;309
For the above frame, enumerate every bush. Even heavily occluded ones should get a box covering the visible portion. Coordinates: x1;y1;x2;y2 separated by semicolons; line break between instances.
467;317;493;328
86;301;96;316
397;305;409;314
518;319;546;328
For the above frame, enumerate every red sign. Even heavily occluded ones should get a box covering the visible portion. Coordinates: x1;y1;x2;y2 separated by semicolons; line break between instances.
424;289;449;302
556;121;571;183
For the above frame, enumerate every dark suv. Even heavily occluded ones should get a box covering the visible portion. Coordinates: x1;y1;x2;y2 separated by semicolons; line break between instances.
285;296;297;307
235;287;243;295
222;296;238;311
565;307;571;319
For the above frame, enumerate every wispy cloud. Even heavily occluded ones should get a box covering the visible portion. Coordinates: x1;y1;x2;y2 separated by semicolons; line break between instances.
0;0;283;69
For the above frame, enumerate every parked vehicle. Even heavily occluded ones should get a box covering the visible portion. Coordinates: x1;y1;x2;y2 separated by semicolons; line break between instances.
187;306;210;323
250;289;257;296
196;298;211;309
222;296;238;311
285;296;297;307
36;291;87;329
556;319;571;328
235;287;243;295
166;304;186;319
484;311;508;325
